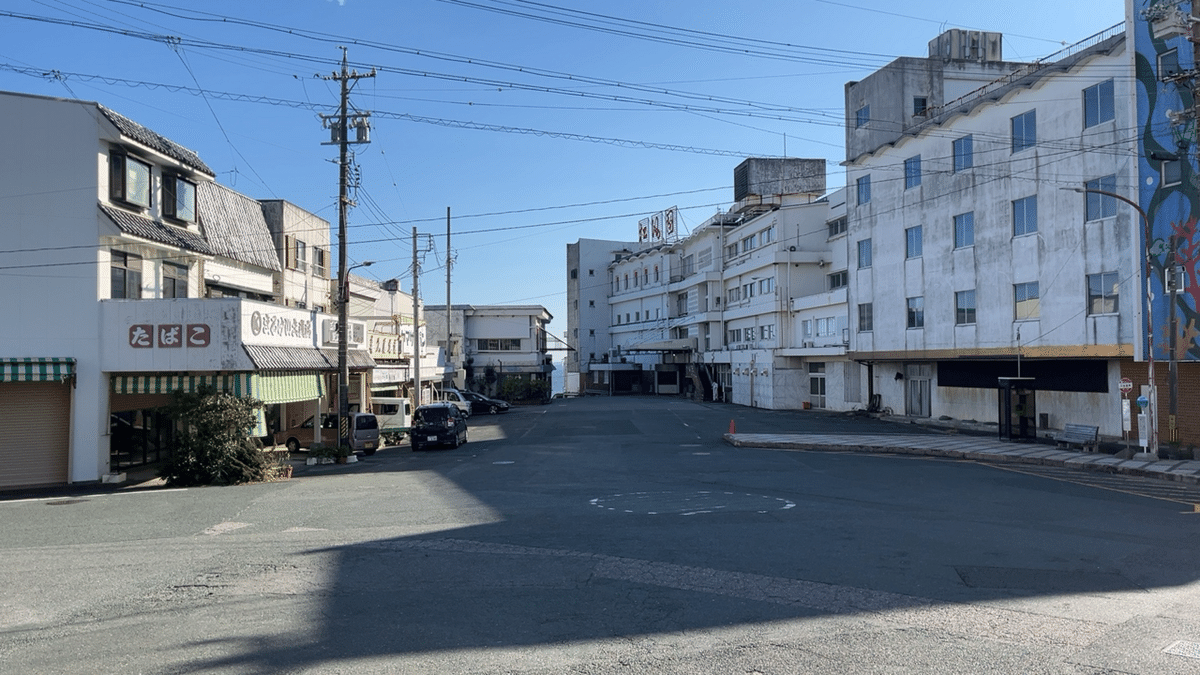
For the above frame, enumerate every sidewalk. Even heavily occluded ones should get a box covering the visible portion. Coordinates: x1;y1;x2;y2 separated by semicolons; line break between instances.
723;431;1200;485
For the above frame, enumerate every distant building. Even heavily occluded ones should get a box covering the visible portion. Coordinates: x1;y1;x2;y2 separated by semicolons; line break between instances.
424;305;555;399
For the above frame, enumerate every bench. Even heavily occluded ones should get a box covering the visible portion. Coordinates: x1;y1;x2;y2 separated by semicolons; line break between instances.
1055;423;1100;452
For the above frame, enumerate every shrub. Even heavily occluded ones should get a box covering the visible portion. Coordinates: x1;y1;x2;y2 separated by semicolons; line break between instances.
158;385;268;487
498;378;551;403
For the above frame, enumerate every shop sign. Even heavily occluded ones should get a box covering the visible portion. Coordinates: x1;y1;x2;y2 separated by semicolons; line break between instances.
129;324;211;349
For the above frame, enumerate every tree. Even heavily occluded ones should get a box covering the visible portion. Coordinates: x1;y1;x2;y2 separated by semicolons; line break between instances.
158;385;267;487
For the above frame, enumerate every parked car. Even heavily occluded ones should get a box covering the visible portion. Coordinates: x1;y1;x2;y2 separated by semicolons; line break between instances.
461;391;510;414
409;402;468;451
274;412;381;455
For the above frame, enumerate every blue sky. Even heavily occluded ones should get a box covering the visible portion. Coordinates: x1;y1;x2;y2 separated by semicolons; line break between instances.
0;0;1123;348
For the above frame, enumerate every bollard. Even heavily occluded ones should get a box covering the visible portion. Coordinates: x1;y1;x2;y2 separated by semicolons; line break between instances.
729;419;736;434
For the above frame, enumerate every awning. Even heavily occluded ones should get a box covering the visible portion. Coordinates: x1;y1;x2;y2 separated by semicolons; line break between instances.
243;344;375;371
110;373;254;395
0;357;76;382
255;371;324;404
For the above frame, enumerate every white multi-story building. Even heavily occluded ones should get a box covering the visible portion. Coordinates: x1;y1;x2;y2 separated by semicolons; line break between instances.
424;305;554;399
573;158;860;410
844;26;1138;434
565;238;639;395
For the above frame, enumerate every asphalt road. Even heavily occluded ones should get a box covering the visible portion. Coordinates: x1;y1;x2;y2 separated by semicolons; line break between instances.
3;397;1200;674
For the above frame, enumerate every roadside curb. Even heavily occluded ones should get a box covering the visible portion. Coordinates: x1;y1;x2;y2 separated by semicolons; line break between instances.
723;433;1200;486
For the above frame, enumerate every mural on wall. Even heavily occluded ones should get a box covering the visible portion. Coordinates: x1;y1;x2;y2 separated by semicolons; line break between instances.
1136;0;1200;360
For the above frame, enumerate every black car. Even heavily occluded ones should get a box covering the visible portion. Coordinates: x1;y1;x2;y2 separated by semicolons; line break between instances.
461;391;510;414
409;402;468;451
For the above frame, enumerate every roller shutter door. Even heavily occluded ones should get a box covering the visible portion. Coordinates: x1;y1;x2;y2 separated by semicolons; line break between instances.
0;382;70;488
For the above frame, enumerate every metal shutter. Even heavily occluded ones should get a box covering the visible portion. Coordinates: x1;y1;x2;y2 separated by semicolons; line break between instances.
0;382;70;488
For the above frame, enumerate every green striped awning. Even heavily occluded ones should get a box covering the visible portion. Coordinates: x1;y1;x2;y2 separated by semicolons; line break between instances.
254;371;324;404
0;357;76;382
110;373;254;396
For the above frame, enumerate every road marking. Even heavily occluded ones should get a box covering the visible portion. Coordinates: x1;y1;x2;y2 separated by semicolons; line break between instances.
1164;640;1200;659
202;522;251;536
590;490;795;515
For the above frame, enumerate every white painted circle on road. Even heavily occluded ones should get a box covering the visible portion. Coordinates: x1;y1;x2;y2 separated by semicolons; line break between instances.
590;490;795;516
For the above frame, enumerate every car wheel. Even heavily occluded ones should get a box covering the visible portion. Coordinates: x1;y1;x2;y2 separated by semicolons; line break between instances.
411;441;422;452
489;404;498;414
363;447;377;456
286;438;300;453
452;432;461;449
462;428;468;444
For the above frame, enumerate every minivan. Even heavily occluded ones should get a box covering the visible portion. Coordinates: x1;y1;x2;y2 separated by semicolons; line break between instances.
370;397;412;446
274;411;380;455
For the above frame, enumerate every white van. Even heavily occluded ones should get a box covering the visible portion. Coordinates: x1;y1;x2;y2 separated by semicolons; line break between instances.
436;389;472;418
371;397;412;446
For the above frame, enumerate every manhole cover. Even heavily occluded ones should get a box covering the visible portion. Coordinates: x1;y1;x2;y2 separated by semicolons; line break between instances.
590;490;795;516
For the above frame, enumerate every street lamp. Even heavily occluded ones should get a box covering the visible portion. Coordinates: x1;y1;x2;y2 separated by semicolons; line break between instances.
1063;186;1157;456
338;260;374;447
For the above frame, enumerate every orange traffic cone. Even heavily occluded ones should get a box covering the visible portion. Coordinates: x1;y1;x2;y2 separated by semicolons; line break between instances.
729;419;736;434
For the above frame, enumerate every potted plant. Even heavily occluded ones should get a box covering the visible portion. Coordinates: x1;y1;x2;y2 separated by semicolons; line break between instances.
309;444;338;464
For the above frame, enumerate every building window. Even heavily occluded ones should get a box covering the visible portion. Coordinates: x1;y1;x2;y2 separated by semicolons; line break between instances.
589;329;595;336
745;326;756;341
858;303;873;332
905;225;922;259
589;269;595;276
570;268;578;279
857;239;872;268
955;290;976;325
741;282;756;299
682;255;695;276
725;243;739;260
856;175;871;205
760;225;776;244
109;152;151;208
758;277;776;294
654;265;660;282
1013;195;1038;236
1084;175;1117;221
1014;281;1040;320
1083;79;1115;128
313;246;328;278
163;262;188;298
953;135;973;172
761;324;775;340
635;311;640;321
476;338;522;351
827;270;848;290
286;236;307;272
827;217;847;237
624;274;629;290
855;105;870;128
162;175;196;222
634;272;640;287
110;250;142;299
1011;110;1036;153
904;155;921;189
953;212;974;248
740;235;756;253
906;296;924;329
1087;272;1119;314
913;96;928;116
588;300;595;307
727;287;741;303
728;328;742;343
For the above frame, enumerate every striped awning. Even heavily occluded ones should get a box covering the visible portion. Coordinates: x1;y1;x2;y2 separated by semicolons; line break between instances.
110;373;254;396
0;357;76;382
255;371;324;404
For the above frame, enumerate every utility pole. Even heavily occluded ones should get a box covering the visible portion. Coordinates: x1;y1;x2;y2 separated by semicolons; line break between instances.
320;48;374;448
446;207;453;384
411;227;421;413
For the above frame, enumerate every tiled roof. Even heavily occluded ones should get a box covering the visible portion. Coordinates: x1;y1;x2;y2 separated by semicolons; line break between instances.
197;182;282;271
100;204;216;255
243;344;375;371
98;105;214;176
